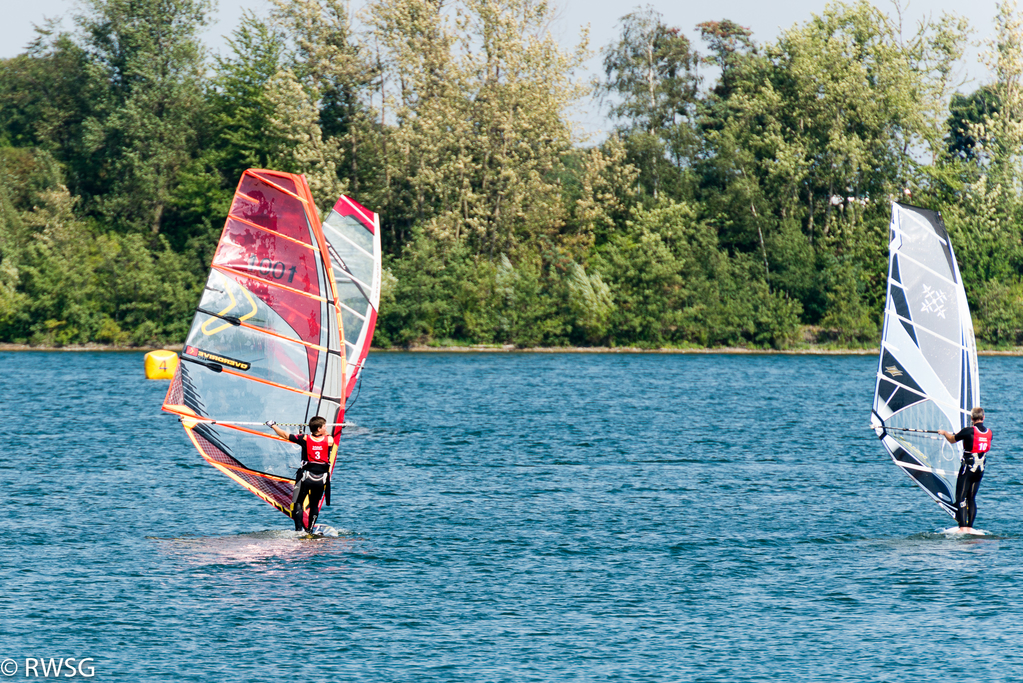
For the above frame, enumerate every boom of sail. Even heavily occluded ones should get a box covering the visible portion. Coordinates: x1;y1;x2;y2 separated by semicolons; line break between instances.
162;169;382;515
871;202;978;517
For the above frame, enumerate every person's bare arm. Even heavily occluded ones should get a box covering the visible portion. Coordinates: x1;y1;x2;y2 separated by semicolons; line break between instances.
266;421;288;439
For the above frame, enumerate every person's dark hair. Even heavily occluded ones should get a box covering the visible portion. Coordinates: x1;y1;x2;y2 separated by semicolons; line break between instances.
971;407;985;423
309;416;327;431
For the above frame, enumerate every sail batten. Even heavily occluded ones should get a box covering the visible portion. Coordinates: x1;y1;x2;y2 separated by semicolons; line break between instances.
872;202;978;519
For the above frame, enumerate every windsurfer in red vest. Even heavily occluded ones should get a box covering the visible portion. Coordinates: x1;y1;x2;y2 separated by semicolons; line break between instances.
266;416;334;534
938;406;992;531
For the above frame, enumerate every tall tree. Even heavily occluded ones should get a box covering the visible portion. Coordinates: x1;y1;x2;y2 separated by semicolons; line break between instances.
210;12;288;184
369;0;589;256
269;0;378;206
599;8;699;200
76;0;211;235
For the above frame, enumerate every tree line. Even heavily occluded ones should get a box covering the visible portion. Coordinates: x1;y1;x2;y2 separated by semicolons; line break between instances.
2;0;1023;349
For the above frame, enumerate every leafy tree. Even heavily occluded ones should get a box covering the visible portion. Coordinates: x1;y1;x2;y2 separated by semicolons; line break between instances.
75;0;212;235
369;0;589;256
946;87;1000;161
600;8;699;200
700;1;968;327
210;12;288;184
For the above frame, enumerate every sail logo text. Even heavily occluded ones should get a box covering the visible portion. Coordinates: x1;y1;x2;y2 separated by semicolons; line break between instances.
184;346;251;371
920;284;948;318
0;658;95;677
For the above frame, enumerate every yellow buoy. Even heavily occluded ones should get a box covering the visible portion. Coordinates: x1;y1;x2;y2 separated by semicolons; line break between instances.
145;350;179;380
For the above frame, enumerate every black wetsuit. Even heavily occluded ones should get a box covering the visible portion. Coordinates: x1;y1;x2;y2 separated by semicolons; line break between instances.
288;434;331;532
953;422;991;528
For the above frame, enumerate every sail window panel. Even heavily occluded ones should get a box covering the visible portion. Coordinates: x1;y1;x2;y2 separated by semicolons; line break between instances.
323;212;376;256
185;313;319;392
179;370;322;473
233;175;314;246
316;398;342;421
894;256;961;345
885;400;960;474
323;283;343;353
341;307;369;350
337;280;373;321
196;426;306;480
181;361;320;424
328;240;375;289
321;353;345;403
333;267;372;305
917;332;964;400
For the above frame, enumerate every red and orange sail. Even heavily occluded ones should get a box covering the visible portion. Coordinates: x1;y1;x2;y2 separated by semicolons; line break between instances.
163;170;381;516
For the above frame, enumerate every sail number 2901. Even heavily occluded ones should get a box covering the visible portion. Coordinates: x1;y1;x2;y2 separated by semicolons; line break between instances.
247;255;297;283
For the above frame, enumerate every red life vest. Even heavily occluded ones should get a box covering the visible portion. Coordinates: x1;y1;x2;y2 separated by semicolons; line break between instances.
305;435;331;464
969;426;992;454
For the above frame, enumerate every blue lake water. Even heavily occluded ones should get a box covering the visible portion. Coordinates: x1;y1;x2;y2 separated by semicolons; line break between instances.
2;351;1023;681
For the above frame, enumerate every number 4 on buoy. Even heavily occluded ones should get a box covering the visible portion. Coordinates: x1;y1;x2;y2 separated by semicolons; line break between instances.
145;350;179;380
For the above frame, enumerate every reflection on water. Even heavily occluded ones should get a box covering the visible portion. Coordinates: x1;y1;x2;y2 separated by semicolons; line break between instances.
149;528;360;565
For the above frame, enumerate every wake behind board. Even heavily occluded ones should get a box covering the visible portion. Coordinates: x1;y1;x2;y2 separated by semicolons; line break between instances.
941;526;989;536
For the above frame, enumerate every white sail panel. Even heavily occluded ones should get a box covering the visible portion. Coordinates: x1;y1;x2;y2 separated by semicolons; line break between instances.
321;196;382;399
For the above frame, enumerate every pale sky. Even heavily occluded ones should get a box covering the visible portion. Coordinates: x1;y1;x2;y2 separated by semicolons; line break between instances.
1;0;1001;136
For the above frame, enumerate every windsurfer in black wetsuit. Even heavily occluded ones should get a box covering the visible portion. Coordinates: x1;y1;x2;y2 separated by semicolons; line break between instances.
266;416;334;534
938;407;992;531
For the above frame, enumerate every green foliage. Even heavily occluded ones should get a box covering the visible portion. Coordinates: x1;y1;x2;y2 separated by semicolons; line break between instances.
591;200;802;349
946;88;1000;162
3;0;1023;350
76;0;212;235
600;8;700;201
973;279;1023;346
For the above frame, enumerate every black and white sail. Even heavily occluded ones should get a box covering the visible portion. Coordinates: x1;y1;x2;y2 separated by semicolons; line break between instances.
871;202;979;517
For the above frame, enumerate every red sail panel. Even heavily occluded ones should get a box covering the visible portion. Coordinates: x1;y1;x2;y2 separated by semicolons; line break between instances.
230;174;315;246
252;169;297;195
218;170;326;386
214;217;322;296
333;195;377;233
